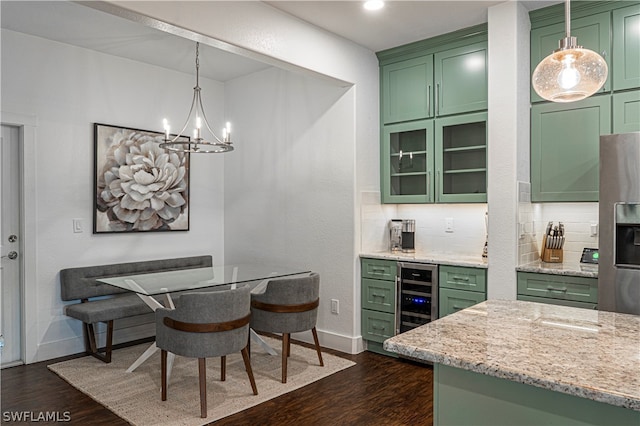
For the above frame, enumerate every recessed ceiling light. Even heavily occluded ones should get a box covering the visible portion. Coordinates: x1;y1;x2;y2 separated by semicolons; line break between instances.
364;0;384;11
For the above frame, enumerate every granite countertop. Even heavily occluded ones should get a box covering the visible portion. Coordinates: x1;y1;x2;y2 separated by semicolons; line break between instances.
384;300;640;411
360;251;488;268
517;260;598;278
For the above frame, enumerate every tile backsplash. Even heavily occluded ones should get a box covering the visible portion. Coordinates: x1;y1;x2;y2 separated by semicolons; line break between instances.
360;192;487;257
362;191;599;265
532;203;599;264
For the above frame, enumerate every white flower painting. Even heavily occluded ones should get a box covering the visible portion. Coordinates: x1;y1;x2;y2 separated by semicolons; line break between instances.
94;123;190;233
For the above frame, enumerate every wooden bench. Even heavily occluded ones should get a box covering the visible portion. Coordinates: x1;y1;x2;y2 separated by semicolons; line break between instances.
60;255;212;363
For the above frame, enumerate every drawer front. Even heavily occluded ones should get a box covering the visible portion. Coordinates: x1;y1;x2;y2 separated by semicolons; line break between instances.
517;294;597;310
439;288;486;318
362;258;397;281
518;294;598;309
362;278;396;313
439;265;487;292
517;272;597;303
361;309;396;343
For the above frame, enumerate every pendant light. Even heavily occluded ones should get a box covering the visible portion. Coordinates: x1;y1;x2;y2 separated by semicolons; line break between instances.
531;0;608;103
160;42;234;153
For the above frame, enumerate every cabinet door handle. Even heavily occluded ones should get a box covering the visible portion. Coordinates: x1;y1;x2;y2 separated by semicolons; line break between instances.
372;325;386;331
452;305;463;310
547;286;568;293
427;84;432;116
371;292;385;298
435;83;440;116
436;170;440;202
452;276;470;282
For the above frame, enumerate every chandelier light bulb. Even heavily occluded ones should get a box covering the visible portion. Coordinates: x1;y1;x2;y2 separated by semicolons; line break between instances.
160;42;234;153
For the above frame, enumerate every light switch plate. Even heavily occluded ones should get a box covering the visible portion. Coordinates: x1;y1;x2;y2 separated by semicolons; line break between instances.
73;218;83;233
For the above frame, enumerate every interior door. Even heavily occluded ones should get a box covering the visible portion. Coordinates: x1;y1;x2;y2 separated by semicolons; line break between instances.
1;124;23;366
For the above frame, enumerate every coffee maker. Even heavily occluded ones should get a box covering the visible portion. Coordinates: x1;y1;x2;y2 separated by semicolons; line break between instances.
401;219;416;253
389;220;402;252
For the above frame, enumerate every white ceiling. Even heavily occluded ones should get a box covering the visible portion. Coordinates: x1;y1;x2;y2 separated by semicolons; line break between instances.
266;0;559;52
1;1;561;81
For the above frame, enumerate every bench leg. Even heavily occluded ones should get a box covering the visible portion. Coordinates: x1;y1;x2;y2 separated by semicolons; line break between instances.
84;321;113;363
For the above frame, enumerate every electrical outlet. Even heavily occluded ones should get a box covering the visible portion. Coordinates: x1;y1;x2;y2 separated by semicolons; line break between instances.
445;217;454;233
330;299;339;314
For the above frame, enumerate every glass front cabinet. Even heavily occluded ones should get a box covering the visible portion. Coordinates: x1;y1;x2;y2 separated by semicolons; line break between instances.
381;120;434;203
435;112;487;203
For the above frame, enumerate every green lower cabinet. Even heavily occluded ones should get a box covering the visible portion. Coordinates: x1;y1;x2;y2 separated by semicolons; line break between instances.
439;265;487;317
531;96;611;202
517;272;598;307
361;258;397;357
613;91;640;133
434;364;639;426
517;295;597;310
361;309;397;357
439;288;486;317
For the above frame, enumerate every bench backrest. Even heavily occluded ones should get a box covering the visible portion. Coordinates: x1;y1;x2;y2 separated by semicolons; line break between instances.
60;255;213;301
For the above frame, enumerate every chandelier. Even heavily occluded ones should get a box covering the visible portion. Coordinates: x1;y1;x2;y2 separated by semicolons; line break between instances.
160;42;234;153
531;0;608;103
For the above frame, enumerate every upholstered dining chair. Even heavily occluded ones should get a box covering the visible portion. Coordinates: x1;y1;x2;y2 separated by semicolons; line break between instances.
155;285;258;418
250;272;323;383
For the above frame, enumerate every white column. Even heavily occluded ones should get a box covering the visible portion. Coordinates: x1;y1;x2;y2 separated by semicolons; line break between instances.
487;1;531;299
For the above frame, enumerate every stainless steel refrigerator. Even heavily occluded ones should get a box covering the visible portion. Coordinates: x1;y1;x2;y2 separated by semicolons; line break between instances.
599;132;640;315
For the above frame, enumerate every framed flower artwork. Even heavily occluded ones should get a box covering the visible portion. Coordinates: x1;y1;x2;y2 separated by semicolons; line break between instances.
93;123;190;233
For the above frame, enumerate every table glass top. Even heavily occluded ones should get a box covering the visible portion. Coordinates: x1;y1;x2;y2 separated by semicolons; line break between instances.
96;263;311;295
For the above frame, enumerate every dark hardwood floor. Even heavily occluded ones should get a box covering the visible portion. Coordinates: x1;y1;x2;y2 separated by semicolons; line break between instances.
1;339;433;425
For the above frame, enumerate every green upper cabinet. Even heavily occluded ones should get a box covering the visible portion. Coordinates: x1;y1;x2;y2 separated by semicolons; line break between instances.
613;91;640;133
613;4;640;91
531;96;611;202
378;24;488;204
382;55;434;124
381;119;435;203
435;112;488;203
530;11;611;103
435;42;488;116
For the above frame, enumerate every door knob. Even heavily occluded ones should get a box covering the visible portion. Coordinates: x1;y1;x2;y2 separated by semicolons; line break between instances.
8;235;17;243
1;251;18;260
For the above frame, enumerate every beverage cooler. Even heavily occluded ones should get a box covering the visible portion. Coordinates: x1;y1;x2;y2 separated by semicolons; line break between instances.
396;262;438;334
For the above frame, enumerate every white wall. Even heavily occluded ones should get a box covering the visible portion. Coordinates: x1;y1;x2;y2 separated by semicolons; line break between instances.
487;1;531;300
224;67;356;350
1;29;226;362
106;1;380;354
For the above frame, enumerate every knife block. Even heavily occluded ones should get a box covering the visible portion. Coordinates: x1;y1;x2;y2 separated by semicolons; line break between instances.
541;235;563;263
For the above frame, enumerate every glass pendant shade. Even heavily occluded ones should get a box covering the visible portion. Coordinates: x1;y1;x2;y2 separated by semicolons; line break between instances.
531;0;608;103
532;40;608;102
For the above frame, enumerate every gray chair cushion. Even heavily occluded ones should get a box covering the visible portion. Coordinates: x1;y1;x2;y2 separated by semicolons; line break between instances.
250;272;319;334
65;294;152;323
155;285;251;359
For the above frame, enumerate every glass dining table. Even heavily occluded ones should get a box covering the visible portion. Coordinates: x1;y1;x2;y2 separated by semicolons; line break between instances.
97;263;311;374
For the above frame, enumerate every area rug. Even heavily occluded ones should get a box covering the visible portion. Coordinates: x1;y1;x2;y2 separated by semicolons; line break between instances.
48;337;355;426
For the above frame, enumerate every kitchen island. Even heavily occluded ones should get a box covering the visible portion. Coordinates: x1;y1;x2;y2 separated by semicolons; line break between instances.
384;300;640;425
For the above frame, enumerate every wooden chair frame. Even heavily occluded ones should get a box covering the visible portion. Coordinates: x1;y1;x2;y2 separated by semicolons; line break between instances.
251;298;324;383
160;312;258;418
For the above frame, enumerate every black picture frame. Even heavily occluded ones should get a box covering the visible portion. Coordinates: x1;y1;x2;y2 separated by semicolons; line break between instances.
93;123;190;233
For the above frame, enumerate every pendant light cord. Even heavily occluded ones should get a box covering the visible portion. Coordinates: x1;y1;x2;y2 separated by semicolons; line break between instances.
565;0;571;38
